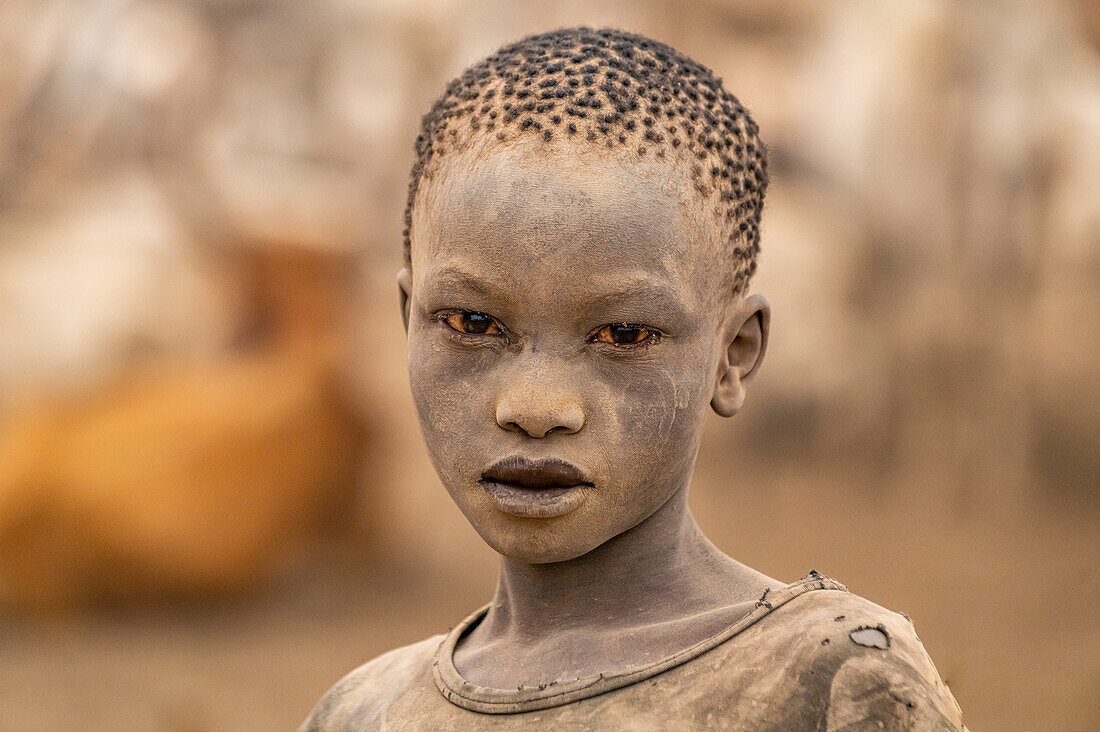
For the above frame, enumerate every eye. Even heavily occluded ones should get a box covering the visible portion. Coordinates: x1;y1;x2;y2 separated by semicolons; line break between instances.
590;323;660;347
443;311;502;336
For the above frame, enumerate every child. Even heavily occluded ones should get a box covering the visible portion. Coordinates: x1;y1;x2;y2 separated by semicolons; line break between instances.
303;27;965;730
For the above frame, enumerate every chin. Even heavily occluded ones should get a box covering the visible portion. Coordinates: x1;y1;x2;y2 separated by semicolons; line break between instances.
478;520;607;565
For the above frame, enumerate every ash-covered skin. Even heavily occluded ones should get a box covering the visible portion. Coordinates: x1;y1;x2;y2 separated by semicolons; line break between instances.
399;129;774;687
404;139;763;561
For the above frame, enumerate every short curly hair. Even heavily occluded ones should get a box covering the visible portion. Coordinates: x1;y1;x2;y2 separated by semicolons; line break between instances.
404;27;768;294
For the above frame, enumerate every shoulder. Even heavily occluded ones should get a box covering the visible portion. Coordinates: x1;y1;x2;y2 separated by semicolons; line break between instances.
299;634;444;732
755;582;966;730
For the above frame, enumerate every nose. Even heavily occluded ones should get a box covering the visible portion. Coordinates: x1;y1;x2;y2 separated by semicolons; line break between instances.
496;381;586;439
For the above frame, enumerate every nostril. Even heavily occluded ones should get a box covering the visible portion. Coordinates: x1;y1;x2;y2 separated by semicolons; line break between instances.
496;398;585;438
499;420;579;439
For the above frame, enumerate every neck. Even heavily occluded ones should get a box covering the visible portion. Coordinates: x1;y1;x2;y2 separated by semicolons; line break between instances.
480;489;743;640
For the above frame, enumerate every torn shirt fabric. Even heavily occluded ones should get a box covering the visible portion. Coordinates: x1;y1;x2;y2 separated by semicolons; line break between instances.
302;573;966;730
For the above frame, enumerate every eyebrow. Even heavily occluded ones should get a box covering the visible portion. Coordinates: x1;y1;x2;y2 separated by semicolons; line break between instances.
419;265;498;298
420;264;693;326
585;278;684;311
425;266;679;302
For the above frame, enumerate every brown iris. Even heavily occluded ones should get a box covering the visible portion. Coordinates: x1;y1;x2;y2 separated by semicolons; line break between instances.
445;311;501;335
592;323;655;346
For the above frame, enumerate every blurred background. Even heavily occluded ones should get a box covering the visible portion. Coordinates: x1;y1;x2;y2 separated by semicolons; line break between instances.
0;0;1097;729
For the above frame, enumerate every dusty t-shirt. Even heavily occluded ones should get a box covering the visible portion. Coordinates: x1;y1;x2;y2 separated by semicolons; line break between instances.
301;574;965;730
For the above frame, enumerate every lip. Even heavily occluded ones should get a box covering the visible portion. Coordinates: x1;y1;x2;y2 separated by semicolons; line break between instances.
479;456;594;518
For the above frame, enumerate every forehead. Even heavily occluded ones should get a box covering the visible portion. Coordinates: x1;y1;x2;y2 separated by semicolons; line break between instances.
411;142;717;300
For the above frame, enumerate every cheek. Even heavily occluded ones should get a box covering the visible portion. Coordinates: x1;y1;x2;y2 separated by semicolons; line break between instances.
406;327;496;471
600;348;715;484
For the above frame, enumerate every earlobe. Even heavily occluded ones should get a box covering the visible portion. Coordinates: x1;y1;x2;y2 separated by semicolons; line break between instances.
711;294;770;418
397;268;412;333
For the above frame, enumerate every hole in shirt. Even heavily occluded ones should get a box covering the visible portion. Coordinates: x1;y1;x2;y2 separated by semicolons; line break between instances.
849;625;890;650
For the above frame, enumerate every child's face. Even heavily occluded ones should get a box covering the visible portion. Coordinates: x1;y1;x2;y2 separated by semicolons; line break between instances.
402;141;754;563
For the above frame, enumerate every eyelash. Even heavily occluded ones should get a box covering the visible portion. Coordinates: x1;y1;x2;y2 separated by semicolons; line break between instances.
588;323;662;349
436;310;661;349
435;310;505;339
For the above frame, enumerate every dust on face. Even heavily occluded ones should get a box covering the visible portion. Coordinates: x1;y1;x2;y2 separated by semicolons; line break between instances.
403;139;737;563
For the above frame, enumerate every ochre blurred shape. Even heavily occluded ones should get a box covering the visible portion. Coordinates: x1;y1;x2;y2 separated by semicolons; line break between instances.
0;246;368;610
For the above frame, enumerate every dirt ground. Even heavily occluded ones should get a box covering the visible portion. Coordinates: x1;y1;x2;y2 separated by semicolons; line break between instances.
1;459;1096;732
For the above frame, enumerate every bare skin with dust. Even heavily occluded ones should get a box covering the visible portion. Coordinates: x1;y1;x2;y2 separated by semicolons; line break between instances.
403;140;778;687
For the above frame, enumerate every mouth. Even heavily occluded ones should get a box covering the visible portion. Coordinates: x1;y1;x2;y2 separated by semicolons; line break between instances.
478;456;594;518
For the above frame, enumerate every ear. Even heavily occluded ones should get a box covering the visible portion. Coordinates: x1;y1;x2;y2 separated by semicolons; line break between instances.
711;294;770;417
397;267;412;333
